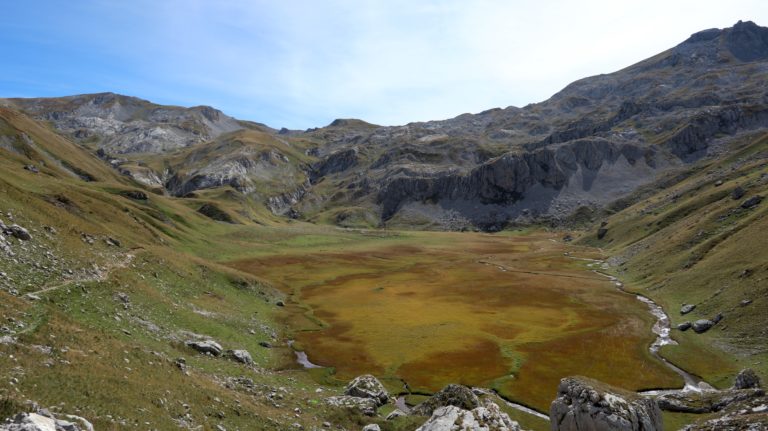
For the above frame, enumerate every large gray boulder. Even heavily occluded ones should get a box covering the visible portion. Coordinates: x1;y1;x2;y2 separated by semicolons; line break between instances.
415;400;521;431
411;384;480;416
226;349;253;365
0;413;58;431
6;225;31;241
550;377;662;431
734;368;761;390
692;319;714;333
344;375;389;406
185;339;223;356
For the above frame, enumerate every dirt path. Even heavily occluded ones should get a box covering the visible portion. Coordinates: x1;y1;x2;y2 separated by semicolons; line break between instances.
27;248;141;297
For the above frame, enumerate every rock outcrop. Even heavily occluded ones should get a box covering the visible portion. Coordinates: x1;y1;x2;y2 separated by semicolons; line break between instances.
185;339;223;356
415;400;521;431
411;384;481;416
343;375;389;406
549;377;662;431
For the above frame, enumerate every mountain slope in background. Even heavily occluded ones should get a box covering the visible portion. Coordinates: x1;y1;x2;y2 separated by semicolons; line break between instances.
4;21;768;231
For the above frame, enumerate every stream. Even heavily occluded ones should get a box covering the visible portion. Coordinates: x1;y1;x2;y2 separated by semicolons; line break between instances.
580;258;714;394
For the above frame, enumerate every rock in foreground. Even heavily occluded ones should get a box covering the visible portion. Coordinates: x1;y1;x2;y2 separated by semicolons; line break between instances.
416;400;521;431
344;375;389;406
411;384;480;416
550;376;662;431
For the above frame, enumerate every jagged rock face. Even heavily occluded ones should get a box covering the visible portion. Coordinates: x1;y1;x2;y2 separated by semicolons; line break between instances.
549;377;662;431
7;93;247;153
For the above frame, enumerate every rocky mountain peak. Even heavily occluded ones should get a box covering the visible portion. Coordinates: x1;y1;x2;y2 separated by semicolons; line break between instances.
680;20;768;63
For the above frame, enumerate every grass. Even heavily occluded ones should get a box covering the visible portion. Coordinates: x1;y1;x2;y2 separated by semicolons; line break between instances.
227;231;681;412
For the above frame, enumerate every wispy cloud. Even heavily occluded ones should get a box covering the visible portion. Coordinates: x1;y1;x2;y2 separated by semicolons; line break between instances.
1;0;766;128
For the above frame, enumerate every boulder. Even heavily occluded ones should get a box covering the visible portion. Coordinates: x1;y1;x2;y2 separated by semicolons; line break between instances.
385;409;407;421
361;425;381;431
549;376;662;431
734;369;761;390
741;195;763;209
597;227;608;239
677;322;692;331
692;319;714;333
226;349;253;365
411;384;480;416
680;304;696;315
185;339;223;356
0;413;57;431
325;396;378;416
415;400;521;431
120;190;148;201
7;225;31;241
656;387;764;413
344;375;389;406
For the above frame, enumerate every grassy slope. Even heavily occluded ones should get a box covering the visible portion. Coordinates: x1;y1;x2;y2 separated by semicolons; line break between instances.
0;108;429;430
580;131;768;390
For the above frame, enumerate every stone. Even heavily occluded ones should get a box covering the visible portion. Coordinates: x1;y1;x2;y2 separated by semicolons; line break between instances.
677;322;692;331
411;384;480;416
656;387;764;413
712;313;723;324
741;195;763;209
734;369;761;390
385;409;407;421
344;375;389;406
416;400;521;431
185;339;223;356
692;319;714;333
740;299;753;307
120;190;148;200
258;341;272;348
362;425;381;431
680;304;696;315
731;186;746;200
714;179;724;186
325;396;378;416
549;376;662;431
597;227;608;239
7;225;31;241
0;413;57;431
275;301;285;307
226;349;253;365
24;165;40;174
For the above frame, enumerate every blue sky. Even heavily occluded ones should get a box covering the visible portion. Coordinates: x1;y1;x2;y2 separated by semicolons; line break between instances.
1;1;766;129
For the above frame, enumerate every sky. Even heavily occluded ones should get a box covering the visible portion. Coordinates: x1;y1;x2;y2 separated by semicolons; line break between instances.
1;1;766;129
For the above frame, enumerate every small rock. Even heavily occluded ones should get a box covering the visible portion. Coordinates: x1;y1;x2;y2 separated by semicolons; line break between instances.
24;165;40;174
740;299;752;307
712;313;724;324
734;369;761;389
731;186;746;200
275;301;285;307
714;179;723;187
385;409;407;420
680;304;696;315
258;341;272;348
362;425;381;431
322;422;331;428
677;322;692;331
326;396;377;416
692;319;714;334
741;195;763;209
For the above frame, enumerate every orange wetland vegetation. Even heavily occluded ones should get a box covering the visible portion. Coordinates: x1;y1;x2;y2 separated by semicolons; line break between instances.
228;230;682;411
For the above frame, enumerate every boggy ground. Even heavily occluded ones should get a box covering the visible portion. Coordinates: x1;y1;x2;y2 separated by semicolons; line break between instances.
229;230;682;412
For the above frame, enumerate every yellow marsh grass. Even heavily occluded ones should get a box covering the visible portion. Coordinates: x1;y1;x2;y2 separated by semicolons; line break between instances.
230;232;681;410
